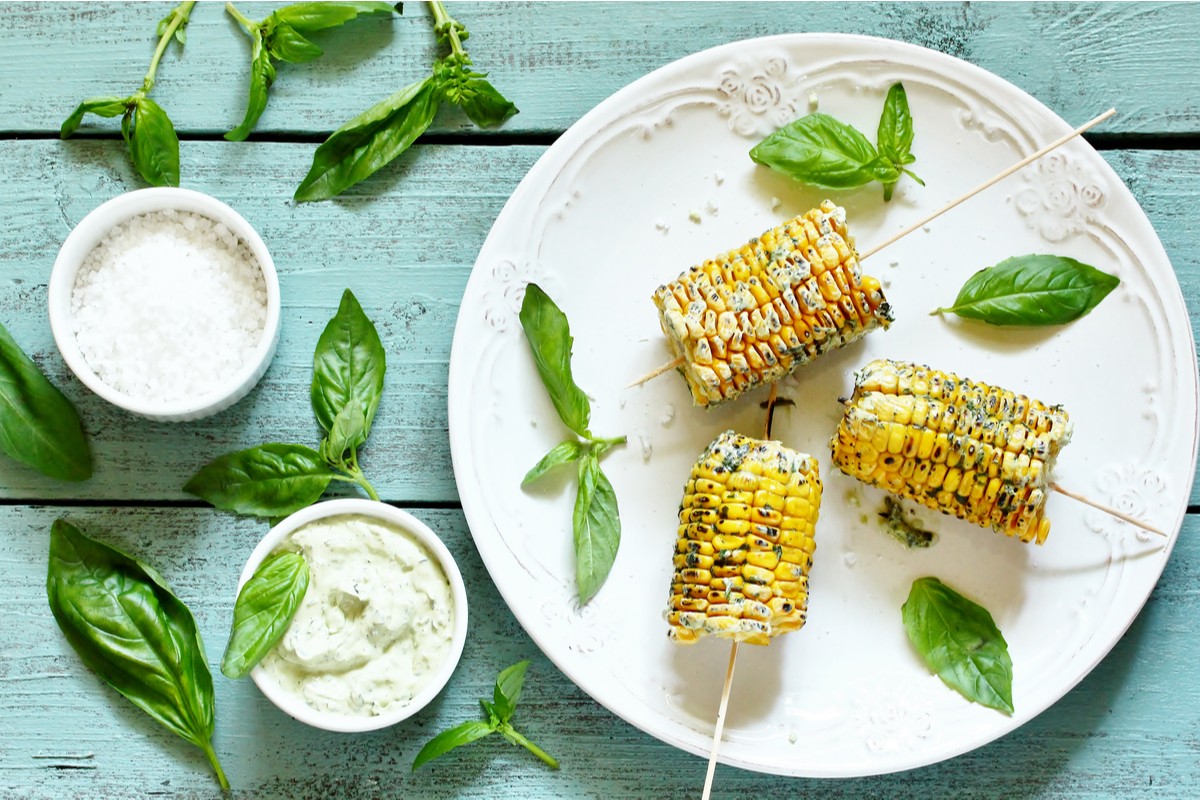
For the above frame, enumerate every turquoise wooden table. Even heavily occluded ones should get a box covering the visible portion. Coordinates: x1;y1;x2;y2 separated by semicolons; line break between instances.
2;2;1198;797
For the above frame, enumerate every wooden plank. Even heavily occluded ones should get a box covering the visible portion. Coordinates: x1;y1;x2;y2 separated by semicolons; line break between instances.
0;139;538;502
0;140;1196;504
2;505;1197;798
1;2;1198;138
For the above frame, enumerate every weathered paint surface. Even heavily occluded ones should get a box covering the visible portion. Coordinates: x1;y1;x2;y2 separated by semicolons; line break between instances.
1;3;1198;798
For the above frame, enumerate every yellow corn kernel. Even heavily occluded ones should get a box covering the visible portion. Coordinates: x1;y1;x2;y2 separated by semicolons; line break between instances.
666;430;820;645
830;359;1070;544
651;202;893;408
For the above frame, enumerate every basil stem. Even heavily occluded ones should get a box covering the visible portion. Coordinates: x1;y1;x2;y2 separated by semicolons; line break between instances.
0;322;92;481
902;577;1014;714
933;254;1120;326
61;2;193;187
221;551;310;679
46;520;229;789
413;661;559;771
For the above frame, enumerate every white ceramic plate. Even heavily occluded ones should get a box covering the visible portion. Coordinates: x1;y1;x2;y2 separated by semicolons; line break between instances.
448;34;1198;777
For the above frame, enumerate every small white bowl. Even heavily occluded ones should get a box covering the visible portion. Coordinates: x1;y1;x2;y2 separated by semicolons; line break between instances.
48;188;281;422
237;499;469;733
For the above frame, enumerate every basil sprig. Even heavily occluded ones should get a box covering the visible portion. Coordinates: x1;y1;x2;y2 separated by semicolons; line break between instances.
750;82;924;201
933;254;1120;326
221;551;310;679
902;577;1014;714
0;322;91;481
295;0;517;201
224;1;400;141
413;661;559;770
60;1;194;187
519;284;625;605
46;519;229;789
184;289;386;517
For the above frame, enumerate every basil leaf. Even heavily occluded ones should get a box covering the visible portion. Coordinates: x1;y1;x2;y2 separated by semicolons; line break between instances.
493;660;530;722
412;720;495;770
275;1;399;32
934;255;1120;326
877;83;915;168
877;82;923;201
226;32;277;142
267;21;324;63
46;520;228;789
480;698;501;725
518;283;591;438
221;551;309;679
127;97;180;187
60;95;130;138
521;439;585;487
436;60;518;128
183;443;336;517
0;322;91;481
902;577;1014;714
750;113;881;189
573;457;620;605
323;402;368;461
311;289;386;439
458;77;519;128
294;76;440;202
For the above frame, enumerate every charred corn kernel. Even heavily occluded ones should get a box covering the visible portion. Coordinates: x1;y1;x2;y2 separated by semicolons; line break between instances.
666;430;821;646
651;201;893;407
831;359;1072;544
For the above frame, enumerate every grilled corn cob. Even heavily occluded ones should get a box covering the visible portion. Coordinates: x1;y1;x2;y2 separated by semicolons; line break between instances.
651;201;893;408
666;430;820;645
831;359;1073;544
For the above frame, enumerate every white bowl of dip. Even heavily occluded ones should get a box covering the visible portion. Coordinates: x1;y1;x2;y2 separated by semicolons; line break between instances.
237;498;468;732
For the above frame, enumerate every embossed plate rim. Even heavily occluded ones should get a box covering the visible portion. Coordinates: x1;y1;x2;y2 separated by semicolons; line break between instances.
448;32;1199;777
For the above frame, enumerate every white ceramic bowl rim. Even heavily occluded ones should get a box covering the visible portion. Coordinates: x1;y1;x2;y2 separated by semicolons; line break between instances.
47;187;281;419
237;498;470;733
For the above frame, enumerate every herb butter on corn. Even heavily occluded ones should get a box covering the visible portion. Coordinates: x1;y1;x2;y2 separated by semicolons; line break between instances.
652;201;893;407
831;359;1073;544
666;430;821;645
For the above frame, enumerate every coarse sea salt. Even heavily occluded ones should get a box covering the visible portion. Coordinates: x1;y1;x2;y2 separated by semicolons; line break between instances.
71;209;267;404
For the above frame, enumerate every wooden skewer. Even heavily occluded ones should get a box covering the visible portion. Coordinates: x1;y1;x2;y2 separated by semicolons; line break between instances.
701;639;739;800
701;384;781;800
626;108;1118;391
626;356;683;388
859;108;1116;260
1050;482;1168;537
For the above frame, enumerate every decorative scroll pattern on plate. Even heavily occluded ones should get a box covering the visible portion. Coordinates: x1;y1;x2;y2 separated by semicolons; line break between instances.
717;57;808;138
482;259;542;333
1014;152;1108;243
1086;462;1170;542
